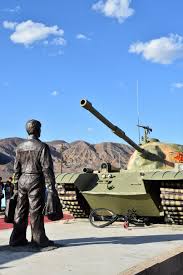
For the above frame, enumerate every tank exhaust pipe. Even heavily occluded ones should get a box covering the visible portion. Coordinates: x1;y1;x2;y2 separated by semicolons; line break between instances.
80;99;145;154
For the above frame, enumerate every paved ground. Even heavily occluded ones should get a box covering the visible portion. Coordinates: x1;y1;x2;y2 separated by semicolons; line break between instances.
1;220;183;275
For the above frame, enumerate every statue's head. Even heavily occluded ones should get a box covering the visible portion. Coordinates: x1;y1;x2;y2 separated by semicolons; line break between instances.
26;119;41;138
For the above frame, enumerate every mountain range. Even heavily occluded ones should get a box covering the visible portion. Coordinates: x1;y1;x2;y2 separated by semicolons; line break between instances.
0;138;134;180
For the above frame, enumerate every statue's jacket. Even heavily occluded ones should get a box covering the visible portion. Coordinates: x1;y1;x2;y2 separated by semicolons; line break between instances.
14;135;55;190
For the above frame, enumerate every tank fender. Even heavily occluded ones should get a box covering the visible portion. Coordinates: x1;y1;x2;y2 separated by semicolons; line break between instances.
56;173;98;191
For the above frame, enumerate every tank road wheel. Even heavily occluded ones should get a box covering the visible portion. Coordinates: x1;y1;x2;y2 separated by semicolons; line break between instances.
160;181;183;225
57;184;90;218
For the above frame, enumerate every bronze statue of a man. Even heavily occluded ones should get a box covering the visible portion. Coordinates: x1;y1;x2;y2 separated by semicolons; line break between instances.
10;119;56;247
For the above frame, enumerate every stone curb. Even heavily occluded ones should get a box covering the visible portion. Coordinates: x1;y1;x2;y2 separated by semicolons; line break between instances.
121;246;183;275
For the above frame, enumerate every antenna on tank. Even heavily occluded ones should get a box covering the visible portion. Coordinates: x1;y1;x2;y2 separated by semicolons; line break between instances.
136;80;141;144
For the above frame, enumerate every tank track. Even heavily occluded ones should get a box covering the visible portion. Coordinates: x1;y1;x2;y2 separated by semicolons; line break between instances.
160;181;183;225
57;183;90;218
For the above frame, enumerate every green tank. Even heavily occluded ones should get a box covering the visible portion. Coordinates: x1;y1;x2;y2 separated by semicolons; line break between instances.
56;99;183;224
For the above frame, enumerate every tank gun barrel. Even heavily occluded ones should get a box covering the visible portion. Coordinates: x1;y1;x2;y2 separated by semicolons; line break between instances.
80;99;144;154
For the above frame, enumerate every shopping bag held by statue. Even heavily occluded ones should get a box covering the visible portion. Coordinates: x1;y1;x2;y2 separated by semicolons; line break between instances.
44;191;63;221
4;195;17;223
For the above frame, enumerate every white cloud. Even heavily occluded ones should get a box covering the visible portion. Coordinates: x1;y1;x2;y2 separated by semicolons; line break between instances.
51;37;66;46
3;20;65;46
43;37;66;46
2;6;21;13
3;21;17;30
76;33;90;40
92;0;134;23
172;82;183;89
51;90;59;96
129;34;183;64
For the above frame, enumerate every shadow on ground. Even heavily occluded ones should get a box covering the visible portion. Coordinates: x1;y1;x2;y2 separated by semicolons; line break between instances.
0;243;62;268
1;234;183;268
59;234;183;247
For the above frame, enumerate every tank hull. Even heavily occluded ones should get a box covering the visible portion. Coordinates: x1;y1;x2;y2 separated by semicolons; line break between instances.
56;170;162;217
82;193;161;217
56;169;183;221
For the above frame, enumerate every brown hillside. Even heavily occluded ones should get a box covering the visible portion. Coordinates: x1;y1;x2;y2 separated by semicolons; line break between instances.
0;138;134;180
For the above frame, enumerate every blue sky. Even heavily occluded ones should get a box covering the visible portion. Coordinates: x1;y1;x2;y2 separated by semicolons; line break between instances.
1;0;183;145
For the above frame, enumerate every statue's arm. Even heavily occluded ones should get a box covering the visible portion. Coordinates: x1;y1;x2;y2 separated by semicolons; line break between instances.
13;149;21;190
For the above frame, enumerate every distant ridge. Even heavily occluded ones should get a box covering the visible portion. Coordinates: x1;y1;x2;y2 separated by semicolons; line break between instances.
0;137;134;179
